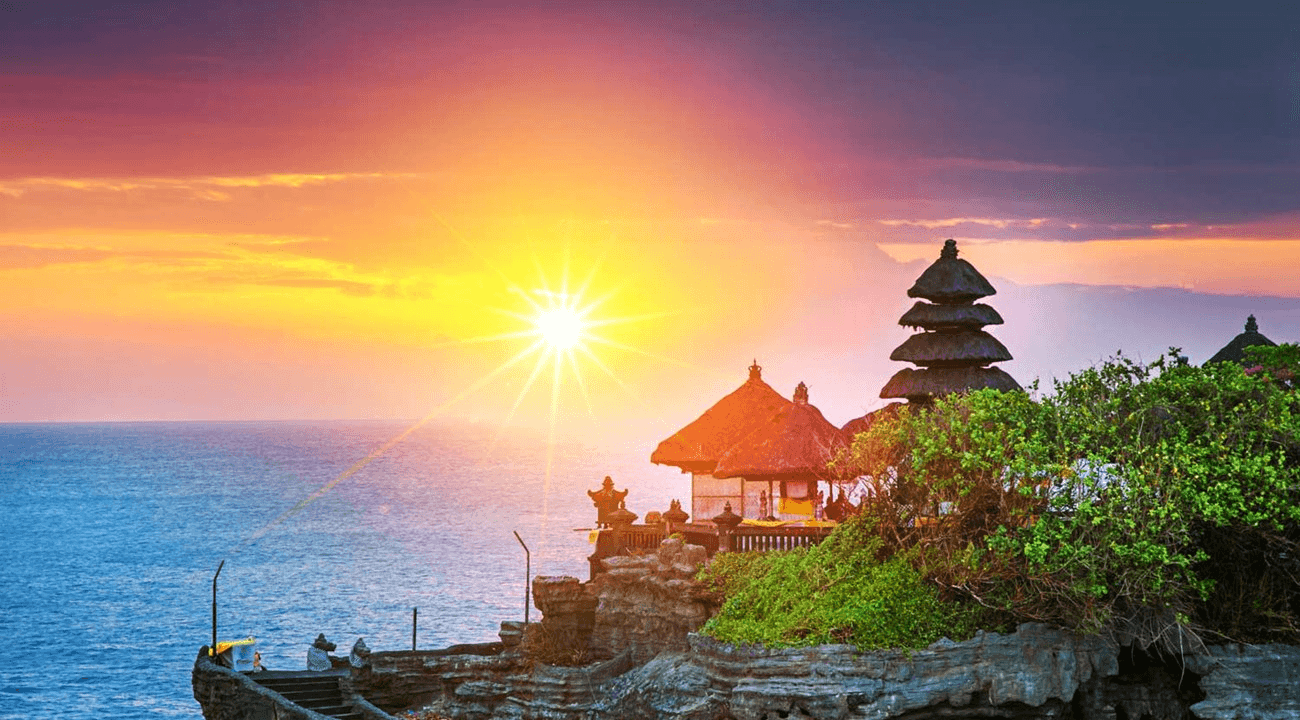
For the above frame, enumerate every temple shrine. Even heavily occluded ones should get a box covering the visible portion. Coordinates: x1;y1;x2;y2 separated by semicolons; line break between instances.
880;239;1020;403
652;239;1030;524
1207;315;1277;365
651;362;792;521
711;382;849;521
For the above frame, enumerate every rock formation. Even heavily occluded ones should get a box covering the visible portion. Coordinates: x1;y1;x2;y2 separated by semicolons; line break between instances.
199;536;1300;720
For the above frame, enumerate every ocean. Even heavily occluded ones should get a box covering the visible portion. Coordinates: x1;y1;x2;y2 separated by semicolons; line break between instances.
0;420;687;719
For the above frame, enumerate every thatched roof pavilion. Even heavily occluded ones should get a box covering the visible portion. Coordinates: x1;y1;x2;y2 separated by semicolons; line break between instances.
651;361;792;474
1207;315;1277;365
711;382;848;520
713;382;849;481
881;239;1021;402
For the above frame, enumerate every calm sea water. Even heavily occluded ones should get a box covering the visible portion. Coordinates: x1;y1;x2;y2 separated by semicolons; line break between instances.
0;421;687;720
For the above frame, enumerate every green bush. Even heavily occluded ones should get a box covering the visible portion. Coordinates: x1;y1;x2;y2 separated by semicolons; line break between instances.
835;348;1300;645
705;349;1300;648
697;516;987;649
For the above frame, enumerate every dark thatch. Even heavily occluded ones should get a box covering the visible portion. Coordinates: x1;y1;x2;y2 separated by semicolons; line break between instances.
712;382;850;480
880;366;1021;400
651;362;792;474
889;330;1012;367
899;301;1003;330
907;239;996;304
841;402;905;439
1206;315;1277;365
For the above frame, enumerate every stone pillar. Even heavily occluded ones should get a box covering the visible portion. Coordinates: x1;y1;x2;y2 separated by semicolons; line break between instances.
712;502;742;553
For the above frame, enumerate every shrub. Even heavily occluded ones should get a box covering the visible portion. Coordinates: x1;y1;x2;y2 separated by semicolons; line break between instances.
697;516;987;649
835;349;1300;646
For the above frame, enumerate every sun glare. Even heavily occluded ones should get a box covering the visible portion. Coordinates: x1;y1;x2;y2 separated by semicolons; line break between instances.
535;306;586;350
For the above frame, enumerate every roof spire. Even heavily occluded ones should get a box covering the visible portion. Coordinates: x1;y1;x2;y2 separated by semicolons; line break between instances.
940;238;958;260
748;359;762;381
1246;315;1258;334
793;381;809;404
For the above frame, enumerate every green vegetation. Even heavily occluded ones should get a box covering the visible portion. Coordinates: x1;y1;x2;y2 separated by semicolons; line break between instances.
698;347;1300;650
698;516;989;649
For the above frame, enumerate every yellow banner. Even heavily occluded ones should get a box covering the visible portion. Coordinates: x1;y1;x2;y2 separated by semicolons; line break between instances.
779;497;814;516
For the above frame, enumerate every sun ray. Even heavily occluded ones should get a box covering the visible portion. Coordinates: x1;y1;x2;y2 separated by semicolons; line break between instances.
585;334;700;369
233;337;545;554
566;347;596;416
422;328;538;350
575;343;653;411
585;309;683;330
493;345;556;447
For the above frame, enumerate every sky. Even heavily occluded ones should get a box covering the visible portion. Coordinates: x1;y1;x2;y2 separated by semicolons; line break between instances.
2;1;1299;447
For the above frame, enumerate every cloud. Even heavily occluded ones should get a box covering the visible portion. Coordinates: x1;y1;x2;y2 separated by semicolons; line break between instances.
204;274;381;297
878;217;1047;230
0;243;232;269
876;237;1300;298
0;172;420;200
913;157;1096;174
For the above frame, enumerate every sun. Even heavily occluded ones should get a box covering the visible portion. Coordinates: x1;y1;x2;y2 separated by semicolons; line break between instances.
534;305;587;351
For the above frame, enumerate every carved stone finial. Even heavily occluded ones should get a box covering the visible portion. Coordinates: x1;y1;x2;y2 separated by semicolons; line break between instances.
1246;315;1259;333
663;498;689;524
349;638;370;668
941;238;958;260
793;381;809;404
748;360;762;381
609;499;638;527
712;502;743;529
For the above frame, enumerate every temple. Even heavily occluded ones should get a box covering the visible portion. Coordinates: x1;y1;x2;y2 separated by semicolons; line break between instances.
711;382;848;521
650;361;792;520
1207;315;1277;365
879;239;1020;403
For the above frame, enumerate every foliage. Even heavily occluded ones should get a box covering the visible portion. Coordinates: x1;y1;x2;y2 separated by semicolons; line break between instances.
830;350;1300;646
1245;343;1300;391
697;516;988;650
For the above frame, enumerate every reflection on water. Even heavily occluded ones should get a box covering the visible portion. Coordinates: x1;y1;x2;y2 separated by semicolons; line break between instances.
0;421;685;720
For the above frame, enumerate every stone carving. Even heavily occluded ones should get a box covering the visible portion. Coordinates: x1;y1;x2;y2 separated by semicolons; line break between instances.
349;637;370;668
588;476;628;528
306;633;336;671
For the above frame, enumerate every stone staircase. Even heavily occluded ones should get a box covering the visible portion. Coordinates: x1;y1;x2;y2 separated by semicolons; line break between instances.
253;672;363;720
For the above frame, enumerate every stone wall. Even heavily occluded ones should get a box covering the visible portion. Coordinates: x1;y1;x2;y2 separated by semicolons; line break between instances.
586;537;714;663
349;641;519;714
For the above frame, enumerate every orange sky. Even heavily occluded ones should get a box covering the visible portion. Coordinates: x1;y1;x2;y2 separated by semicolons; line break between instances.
3;2;1298;443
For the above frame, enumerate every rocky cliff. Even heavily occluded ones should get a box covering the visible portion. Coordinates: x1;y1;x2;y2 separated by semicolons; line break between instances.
302;538;1300;719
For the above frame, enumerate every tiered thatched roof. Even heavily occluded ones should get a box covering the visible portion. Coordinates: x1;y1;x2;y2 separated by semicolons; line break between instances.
1207;315;1277;365
882;239;1020;402
712;382;849;480
651;362;792;474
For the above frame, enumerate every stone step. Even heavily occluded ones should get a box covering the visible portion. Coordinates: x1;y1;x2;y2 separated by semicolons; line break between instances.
304;704;354;716
251;673;356;718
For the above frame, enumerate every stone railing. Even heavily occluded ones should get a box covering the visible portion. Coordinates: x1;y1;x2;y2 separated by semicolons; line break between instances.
587;522;833;578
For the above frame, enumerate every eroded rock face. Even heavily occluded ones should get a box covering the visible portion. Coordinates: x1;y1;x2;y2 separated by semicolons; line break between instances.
334;537;1300;720
1186;643;1300;719
532;576;598;635
678;624;1118;720
587;538;714;663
